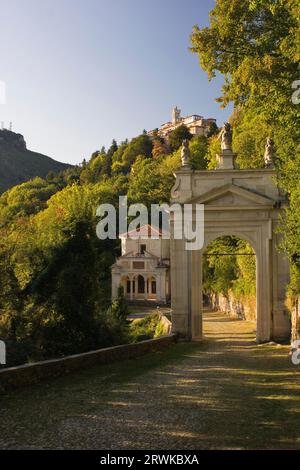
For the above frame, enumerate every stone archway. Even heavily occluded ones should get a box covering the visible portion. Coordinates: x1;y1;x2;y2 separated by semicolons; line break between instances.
170;165;290;343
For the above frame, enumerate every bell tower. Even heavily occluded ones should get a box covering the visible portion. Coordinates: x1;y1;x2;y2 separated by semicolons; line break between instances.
172;106;181;125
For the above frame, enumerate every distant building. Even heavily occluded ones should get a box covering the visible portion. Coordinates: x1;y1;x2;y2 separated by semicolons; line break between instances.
111;225;170;304
148;106;216;139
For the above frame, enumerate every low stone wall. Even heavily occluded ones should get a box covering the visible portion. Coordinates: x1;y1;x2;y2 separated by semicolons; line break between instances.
211;292;256;321
291;297;300;343
0;334;177;393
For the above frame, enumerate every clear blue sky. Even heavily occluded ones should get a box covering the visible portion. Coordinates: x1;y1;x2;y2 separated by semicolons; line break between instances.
0;0;231;165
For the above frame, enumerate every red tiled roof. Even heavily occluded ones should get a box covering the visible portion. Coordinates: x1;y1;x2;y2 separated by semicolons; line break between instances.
120;224;168;238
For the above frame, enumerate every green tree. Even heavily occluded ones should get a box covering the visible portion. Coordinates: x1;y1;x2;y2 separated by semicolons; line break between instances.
0;177;59;226
168;125;192;151
112;135;152;174
207;121;219;137
191;0;300;294
127;151;180;206
107;287;128;322
189;135;208;170
105;139;118;177
111;141;129;174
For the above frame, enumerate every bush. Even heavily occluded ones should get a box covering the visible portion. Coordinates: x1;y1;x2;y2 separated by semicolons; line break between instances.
154;320;168;338
106;287;128;322
105;288;130;345
129;313;161;342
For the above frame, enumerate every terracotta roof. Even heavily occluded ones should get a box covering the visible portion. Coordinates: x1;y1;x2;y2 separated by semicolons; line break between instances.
119;224;169;239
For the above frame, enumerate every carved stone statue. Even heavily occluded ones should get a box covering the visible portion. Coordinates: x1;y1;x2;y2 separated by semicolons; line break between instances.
181;139;190;167
264;137;275;168
218;122;232;151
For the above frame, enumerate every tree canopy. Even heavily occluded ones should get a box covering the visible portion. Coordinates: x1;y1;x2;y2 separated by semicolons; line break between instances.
191;0;300;296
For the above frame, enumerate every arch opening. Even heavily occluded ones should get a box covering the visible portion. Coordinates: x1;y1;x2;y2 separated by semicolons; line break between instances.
201;235;257;335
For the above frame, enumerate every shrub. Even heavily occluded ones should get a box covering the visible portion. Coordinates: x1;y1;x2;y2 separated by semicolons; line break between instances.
129;313;161;342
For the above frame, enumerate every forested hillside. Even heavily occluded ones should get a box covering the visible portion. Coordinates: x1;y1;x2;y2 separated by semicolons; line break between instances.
0;0;298;365
0;129;71;193
0;124;216;365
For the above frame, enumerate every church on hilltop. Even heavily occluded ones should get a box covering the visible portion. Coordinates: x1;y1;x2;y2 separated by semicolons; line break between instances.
148;106;216;139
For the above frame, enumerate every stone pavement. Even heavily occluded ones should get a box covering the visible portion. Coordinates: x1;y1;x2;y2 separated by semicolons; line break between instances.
0;311;299;449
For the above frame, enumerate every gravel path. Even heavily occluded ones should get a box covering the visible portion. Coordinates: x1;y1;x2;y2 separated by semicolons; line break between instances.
1;311;300;450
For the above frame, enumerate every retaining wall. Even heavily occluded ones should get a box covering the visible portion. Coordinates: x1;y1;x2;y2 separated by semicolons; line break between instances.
211;292;256;321
0;334;176;392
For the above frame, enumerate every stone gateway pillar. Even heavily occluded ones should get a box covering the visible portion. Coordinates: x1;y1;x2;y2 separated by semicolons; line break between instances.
170;149;291;343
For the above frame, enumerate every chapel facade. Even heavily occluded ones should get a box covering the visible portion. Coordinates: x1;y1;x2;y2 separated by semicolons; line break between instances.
111;225;170;304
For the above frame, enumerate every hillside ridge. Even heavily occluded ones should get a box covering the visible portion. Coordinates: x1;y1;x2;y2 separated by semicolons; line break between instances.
0;129;71;193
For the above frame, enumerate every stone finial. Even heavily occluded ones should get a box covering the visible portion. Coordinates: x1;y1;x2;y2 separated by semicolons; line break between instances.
264;137;275;169
215;122;235;170
218;122;232;152
181;139;190;168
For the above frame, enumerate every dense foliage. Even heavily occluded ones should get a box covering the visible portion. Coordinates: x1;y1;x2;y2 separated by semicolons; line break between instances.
0;126;213;365
1;0;299;364
203;237;256;303
129;313;168;342
191;0;300;297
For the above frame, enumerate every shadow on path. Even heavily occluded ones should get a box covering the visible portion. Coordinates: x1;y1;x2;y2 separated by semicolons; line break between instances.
0;311;299;450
